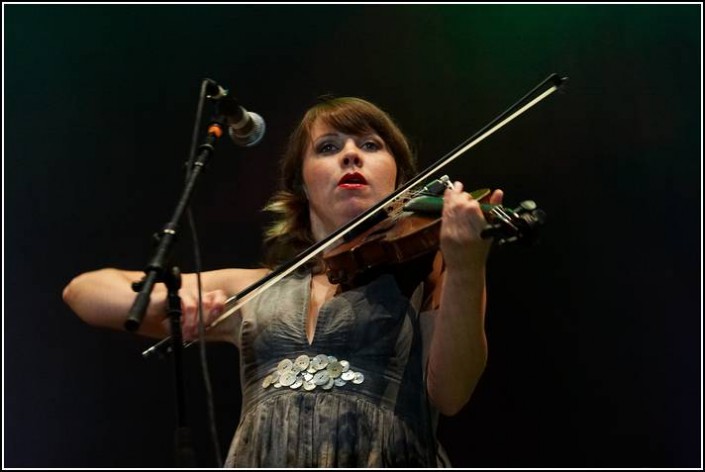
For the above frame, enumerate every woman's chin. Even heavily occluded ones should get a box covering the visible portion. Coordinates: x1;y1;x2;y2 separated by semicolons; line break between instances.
339;201;372;221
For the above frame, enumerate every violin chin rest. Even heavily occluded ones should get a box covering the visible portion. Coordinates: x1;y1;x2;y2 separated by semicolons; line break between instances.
403;188;491;214
403;196;443;214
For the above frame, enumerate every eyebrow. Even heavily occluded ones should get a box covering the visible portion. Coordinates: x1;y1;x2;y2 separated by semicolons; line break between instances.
313;132;381;143
312;133;340;142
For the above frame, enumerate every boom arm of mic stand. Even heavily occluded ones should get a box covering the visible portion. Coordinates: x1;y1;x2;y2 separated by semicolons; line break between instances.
123;123;225;332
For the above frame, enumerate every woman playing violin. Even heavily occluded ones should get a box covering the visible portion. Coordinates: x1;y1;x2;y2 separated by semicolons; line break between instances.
63;96;504;467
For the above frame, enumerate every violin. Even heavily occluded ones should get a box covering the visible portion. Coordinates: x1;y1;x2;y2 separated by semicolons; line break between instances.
323;176;547;286
141;73;564;358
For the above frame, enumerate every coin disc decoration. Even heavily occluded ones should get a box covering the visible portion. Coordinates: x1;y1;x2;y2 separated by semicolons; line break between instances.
261;354;365;391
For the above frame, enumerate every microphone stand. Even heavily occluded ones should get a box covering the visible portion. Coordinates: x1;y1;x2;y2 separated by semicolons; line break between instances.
124;119;227;467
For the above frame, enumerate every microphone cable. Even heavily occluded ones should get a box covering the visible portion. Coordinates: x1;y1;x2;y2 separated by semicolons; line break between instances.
182;77;225;467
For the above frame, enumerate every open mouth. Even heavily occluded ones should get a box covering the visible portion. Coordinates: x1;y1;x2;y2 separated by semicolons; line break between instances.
338;172;368;187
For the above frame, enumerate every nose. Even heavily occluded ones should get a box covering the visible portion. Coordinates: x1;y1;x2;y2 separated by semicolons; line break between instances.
340;139;363;168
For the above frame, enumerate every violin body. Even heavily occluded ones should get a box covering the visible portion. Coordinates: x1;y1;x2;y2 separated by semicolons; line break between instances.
324;213;443;285
323;188;546;286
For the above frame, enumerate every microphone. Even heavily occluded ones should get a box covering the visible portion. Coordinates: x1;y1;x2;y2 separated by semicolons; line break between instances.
205;80;265;147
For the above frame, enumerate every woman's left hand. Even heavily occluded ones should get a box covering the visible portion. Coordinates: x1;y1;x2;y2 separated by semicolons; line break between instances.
440;181;504;271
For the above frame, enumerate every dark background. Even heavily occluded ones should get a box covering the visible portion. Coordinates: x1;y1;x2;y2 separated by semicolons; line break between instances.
4;4;701;468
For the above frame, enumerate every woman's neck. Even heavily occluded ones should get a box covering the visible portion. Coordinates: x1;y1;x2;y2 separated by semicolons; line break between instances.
309;211;341;243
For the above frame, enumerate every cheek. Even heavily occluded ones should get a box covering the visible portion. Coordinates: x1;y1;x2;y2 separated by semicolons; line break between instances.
301;159;319;189
302;159;333;199
382;158;398;190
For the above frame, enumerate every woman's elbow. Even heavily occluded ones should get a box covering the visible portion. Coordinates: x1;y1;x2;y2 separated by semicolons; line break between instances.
62;277;81;312
428;365;486;416
435;393;471;417
62;274;104;327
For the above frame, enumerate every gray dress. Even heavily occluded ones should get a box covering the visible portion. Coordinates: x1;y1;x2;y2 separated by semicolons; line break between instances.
224;269;447;467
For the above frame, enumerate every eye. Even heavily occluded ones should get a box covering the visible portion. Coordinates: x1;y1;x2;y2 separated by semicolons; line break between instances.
361;140;382;151
317;142;338;154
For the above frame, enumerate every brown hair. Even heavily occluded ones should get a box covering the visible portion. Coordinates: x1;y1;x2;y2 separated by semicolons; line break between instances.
262;96;417;268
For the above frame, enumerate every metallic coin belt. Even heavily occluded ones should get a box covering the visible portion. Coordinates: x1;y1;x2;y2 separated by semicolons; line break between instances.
261;354;365;391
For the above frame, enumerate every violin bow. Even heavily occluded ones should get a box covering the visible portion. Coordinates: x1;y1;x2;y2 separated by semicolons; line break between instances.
142;73;567;358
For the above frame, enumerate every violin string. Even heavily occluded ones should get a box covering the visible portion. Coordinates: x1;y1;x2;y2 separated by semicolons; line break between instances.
386;175;455;222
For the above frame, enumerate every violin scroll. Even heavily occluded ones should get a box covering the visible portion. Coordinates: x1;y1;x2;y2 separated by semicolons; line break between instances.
481;200;547;246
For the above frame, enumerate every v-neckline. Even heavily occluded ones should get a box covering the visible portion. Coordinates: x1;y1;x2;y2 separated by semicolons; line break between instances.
304;272;338;347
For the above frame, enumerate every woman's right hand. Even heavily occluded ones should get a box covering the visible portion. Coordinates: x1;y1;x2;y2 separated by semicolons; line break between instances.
177;289;229;341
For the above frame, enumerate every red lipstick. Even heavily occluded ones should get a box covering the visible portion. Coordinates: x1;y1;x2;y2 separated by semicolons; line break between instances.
338;172;368;187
